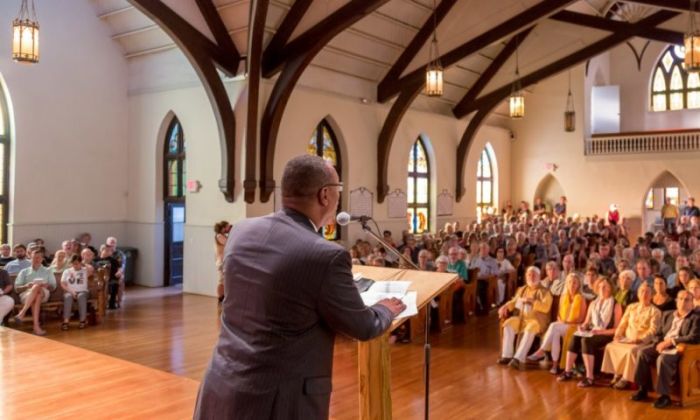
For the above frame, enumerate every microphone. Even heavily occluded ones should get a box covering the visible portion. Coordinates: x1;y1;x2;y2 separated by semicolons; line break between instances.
336;211;372;226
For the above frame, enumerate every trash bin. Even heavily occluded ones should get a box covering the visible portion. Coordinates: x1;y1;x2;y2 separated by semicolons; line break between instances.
117;246;138;286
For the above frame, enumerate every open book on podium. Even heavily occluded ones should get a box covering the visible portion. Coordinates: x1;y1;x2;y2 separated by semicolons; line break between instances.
351;265;458;420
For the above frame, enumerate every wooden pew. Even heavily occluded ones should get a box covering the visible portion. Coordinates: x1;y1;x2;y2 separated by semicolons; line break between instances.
8;267;107;325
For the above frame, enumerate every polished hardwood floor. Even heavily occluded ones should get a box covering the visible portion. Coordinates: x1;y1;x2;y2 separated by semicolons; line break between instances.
5;286;699;419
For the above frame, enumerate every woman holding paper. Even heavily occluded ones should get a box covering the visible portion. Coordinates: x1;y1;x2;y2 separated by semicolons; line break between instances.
557;276;622;387
601;283;661;390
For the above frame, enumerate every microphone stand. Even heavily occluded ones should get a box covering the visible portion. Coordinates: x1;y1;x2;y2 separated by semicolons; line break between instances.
359;220;432;420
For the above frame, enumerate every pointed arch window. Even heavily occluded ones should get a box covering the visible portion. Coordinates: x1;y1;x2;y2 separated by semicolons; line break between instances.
164;118;186;201
407;137;430;234
0;83;9;242
651;45;700;111
476;146;495;221
307;119;341;241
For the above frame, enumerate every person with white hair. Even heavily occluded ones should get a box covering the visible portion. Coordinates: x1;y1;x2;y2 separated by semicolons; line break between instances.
615;269;637;310
651;248;672;279
497;266;553;370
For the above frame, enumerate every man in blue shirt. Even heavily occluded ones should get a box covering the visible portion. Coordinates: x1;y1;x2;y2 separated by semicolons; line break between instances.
14;247;55;335
4;244;31;275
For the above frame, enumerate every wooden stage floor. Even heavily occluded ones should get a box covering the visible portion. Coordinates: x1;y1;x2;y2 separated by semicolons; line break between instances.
3;286;699;419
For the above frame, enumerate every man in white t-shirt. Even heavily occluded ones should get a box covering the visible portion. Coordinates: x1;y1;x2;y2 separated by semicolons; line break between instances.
61;255;90;330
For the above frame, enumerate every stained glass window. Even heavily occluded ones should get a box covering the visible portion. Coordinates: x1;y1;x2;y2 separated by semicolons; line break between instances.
407;137;430;234
477;145;496;222
651;45;700;111
0;81;8;242
308;119;342;241
164;117;186;200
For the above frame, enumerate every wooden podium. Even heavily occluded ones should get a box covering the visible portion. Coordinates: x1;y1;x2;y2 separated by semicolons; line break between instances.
352;266;458;420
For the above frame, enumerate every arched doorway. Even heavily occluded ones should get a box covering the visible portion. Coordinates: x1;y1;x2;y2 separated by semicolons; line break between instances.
642;171;689;233
534;174;565;211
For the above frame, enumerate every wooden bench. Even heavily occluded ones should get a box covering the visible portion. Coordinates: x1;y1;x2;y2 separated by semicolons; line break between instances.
649;343;700;407
8;267;107;325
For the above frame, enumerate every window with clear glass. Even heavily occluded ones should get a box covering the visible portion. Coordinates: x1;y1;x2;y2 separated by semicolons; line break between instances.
665;187;680;206
476;146;495;221
164;118;186;200
0;84;8;243
651;45;700;111
407;138;430;234
307;119;342;241
645;189;654;209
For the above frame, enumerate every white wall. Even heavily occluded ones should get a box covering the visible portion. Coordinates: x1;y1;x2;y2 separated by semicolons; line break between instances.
592;41;700;133
126;81;247;289
0;1;128;252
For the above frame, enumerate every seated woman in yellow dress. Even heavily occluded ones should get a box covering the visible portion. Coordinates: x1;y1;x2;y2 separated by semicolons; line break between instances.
526;272;586;374
601;283;661;390
497;266;553;370
558;276;623;387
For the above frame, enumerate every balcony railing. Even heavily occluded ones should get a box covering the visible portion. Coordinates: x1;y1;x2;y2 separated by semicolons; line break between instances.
585;129;700;155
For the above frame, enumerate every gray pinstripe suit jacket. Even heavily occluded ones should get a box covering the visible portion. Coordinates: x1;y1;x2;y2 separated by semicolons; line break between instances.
194;208;394;420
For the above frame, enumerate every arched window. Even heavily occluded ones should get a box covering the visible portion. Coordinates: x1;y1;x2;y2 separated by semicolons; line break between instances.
407;137;430;234
651;45;700;111
0;82;9;242
476;146;494;221
307;119;341;240
164;117;186;200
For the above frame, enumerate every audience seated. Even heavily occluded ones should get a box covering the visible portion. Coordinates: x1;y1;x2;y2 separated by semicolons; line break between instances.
601;284;661;390
689;279;700;308
0;243;15;265
527;272;585;374
558;277;622;388
94;244;122;310
50;250;70;274
60;255;90;330
497;266;553;370
0;267;13;325
13;247;55;336
614;269;636;310
4;244;31;275
495;247;515;305
632;290;700;409
652;274;675;312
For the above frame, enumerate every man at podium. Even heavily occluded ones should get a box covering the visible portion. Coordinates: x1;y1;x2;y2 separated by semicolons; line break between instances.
194;155;405;419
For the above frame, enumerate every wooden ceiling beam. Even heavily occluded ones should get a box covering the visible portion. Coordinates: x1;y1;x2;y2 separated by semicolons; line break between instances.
195;0;240;63
259;0;391;202
550;10;683;45
128;0;238;76
243;0;270;204
452;27;533;119
262;0;312;70
376;82;424;203
262;0;389;77
377;0;458;98
128;0;239;201
377;0;577;102
460;10;678;116
455;103;499;202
